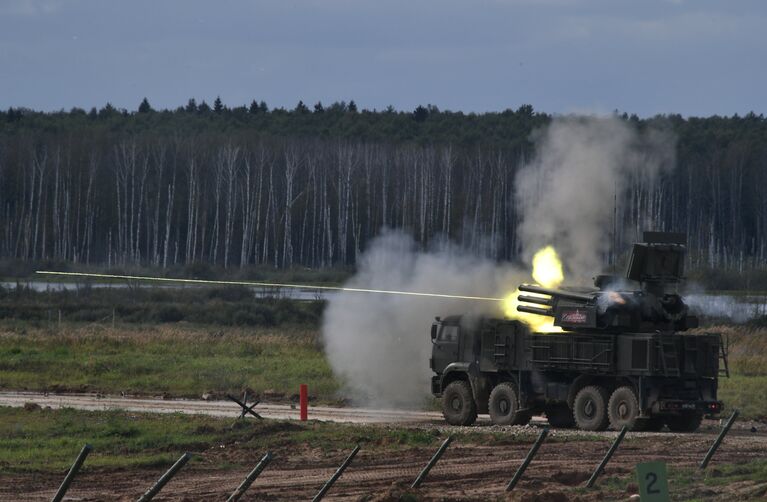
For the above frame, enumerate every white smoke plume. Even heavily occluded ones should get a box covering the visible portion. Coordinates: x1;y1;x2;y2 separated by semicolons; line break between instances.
322;115;676;407
321;230;523;407
515;115;675;281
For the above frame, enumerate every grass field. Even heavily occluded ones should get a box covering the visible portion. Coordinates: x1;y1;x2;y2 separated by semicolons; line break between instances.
0;406;543;473
0;320;765;419
0;323;338;401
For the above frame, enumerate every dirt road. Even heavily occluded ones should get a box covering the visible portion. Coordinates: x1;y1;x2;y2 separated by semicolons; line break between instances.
0;391;444;423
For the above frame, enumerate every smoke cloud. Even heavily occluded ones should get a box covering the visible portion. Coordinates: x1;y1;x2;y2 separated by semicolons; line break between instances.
321;231;522;407
515;116;675;280
322;115;676;407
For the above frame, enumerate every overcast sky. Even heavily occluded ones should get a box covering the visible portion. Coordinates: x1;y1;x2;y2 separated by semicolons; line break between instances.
1;0;764;116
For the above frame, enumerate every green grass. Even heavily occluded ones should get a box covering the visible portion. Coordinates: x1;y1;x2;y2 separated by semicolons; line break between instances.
705;325;767;420
0;406;601;474
718;375;767;420
0;406;469;474
0;323;338;400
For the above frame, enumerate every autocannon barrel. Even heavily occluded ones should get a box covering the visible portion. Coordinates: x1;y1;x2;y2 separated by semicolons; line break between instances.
517;295;554;306
516;305;554;317
518;284;594;303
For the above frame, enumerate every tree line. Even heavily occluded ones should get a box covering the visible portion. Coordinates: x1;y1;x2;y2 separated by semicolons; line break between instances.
1;101;766;274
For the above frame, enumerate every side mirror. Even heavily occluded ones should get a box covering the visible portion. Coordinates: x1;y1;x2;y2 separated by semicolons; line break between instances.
430;324;438;342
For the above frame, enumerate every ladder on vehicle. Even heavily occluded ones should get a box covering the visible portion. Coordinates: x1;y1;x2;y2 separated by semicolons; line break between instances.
658;336;680;377
493;333;508;364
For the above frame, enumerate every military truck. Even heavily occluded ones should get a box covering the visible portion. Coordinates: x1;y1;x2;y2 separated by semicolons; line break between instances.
430;232;728;431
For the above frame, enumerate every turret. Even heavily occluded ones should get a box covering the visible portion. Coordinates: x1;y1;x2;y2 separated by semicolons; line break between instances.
516;232;699;333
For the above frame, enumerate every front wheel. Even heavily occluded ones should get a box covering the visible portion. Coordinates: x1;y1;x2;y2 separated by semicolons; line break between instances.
442;380;477;426
489;382;530;426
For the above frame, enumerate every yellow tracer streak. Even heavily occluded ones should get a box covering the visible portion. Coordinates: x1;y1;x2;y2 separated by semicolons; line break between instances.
35;270;504;302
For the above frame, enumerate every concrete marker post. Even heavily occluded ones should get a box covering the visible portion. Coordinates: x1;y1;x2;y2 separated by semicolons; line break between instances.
136;452;192;502
311;445;360;502
226;452;273;502
300;384;308;421
506;428;549;492
411;436;453;488
700;409;739;469
586;426;628;488
51;444;92;502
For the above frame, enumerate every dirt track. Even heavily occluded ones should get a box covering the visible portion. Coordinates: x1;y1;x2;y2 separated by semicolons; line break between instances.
3;429;767;501
0;391;443;423
2;392;767;501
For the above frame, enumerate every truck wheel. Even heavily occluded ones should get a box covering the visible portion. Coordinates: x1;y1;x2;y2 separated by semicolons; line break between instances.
442;380;477;426
608;386;641;430
665;412;703;432
546;404;575;428
573;385;609;431
489;382;529;426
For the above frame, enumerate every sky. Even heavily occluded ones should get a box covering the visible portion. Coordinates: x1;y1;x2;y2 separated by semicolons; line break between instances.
0;0;765;117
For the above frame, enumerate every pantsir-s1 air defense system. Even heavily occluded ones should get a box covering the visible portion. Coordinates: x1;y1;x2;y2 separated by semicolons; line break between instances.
430;232;728;431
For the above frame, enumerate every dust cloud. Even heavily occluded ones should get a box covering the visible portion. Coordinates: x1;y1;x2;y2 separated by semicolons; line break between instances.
322;116;676;407
515;115;675;281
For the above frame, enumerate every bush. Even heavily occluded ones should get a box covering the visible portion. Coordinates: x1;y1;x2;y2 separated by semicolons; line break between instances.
153;305;184;323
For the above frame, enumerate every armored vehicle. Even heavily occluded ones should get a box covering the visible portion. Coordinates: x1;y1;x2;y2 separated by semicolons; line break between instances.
430;232;728;431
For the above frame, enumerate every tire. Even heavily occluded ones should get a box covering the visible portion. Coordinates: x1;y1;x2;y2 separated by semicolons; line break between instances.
608;386;641;431
573;385;609;431
546;404;575;428
665;412;703;432
442;380;477;426
489;382;529;426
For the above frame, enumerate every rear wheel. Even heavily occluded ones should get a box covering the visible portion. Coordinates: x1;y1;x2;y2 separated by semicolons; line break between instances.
489;382;529;426
666;412;703;432
573;385;609;431
608;386;641;431
442;380;477;426
546;404;575;428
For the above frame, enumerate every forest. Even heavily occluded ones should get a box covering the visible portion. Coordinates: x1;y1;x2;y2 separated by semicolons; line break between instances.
1;99;766;284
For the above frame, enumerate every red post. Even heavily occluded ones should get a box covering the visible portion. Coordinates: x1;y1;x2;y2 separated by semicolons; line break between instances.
299;384;308;421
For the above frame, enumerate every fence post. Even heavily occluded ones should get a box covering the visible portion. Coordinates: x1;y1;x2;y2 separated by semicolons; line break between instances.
300;384;308;421
51;444;92;502
506;428;548;492
411;436;453;488
586;426;628;488
312;445;360;502
700;410;739;469
137;452;192;502
226;452;273;502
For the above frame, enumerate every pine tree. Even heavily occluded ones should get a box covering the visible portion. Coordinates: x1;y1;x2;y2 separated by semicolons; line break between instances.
348;100;358;113
185;98;197;113
249;100;259;114
314;101;324;113
295;100;309;114
138;97;153;113
413;105;428;122
213;96;224;113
